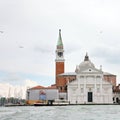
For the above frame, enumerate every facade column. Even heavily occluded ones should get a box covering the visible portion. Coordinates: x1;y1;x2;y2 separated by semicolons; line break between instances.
100;75;103;103
77;75;80;103
94;75;97;102
84;75;86;103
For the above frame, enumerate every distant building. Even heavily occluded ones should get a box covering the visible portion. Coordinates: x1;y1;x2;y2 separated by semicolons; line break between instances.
55;30;116;104
68;54;113;104
26;85;58;105
26;29;118;104
113;84;120;103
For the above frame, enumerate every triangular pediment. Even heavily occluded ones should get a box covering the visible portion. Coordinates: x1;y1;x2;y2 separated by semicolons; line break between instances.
81;67;102;74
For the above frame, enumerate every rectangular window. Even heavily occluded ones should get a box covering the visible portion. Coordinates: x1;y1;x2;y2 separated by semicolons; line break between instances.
81;88;83;93
97;88;100;93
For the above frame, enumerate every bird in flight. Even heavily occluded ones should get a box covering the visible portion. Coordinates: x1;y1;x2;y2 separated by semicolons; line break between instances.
19;46;24;48
0;31;4;33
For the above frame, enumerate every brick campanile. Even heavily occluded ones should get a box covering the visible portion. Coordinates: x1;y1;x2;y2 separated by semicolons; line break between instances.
55;29;65;91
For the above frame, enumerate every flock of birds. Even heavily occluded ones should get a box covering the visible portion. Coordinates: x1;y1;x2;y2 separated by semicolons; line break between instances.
0;29;103;49
0;30;24;48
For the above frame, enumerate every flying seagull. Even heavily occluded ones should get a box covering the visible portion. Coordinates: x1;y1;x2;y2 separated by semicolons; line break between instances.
19;46;24;48
0;31;4;33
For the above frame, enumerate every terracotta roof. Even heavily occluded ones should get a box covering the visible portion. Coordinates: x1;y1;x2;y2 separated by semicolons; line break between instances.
30;85;45;90
45;86;57;89
30;85;57;90
51;84;56;86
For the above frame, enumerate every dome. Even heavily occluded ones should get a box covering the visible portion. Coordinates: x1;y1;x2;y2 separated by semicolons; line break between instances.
79;60;95;68
75;53;95;73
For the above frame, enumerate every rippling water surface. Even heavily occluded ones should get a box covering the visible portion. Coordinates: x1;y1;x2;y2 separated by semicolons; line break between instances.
0;105;120;120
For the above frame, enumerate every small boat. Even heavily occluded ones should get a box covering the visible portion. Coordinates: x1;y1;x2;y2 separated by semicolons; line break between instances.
34;102;48;106
34;100;70;106
52;100;69;106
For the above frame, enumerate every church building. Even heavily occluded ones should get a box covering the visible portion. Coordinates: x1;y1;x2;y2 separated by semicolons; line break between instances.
26;29;117;105
68;54;113;104
55;29;116;104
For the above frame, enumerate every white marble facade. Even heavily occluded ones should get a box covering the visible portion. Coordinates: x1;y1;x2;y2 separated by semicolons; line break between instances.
68;54;113;104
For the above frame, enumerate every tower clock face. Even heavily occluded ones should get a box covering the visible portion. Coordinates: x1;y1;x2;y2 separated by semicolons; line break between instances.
58;52;63;57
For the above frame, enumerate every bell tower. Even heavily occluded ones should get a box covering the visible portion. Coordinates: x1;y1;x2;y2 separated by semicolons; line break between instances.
55;29;65;91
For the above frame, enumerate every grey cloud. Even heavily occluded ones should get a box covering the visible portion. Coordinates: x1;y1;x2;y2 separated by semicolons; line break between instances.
33;45;55;55
91;47;120;64
65;43;81;55
34;46;51;53
0;72;25;85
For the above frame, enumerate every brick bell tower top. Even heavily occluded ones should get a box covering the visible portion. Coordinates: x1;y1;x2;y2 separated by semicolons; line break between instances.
55;29;65;87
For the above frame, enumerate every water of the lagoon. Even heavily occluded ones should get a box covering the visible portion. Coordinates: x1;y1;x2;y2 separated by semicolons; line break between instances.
0;105;120;120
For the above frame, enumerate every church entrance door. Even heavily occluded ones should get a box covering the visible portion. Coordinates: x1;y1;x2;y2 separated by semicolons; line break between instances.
88;92;93;102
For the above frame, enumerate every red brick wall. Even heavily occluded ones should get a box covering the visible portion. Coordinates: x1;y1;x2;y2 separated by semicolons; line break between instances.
56;62;64;76
55;62;77;92
56;62;65;89
104;75;116;86
56;75;76;92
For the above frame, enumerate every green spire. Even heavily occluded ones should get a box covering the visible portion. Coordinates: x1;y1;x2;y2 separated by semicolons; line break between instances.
57;29;63;48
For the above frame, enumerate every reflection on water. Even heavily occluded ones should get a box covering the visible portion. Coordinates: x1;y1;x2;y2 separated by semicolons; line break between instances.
0;105;120;120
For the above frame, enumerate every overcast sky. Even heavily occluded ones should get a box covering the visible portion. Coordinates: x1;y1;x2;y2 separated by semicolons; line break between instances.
0;0;120;98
